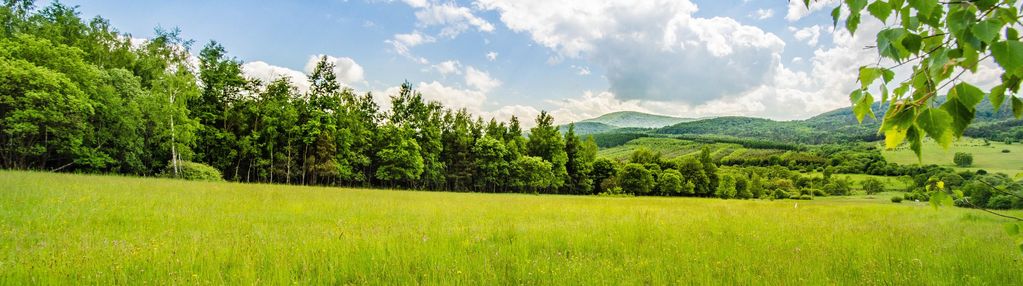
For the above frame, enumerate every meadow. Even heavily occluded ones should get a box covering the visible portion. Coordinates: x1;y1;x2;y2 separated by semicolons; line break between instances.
883;138;1023;177
2;171;1022;284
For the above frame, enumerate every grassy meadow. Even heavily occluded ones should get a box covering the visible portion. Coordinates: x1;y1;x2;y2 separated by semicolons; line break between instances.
883;138;1023;177
2;170;1022;284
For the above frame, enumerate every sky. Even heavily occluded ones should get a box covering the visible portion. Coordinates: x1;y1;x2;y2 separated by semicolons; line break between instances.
52;0;1004;124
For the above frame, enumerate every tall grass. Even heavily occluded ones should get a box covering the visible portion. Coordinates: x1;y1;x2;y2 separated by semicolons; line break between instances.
1;171;1020;284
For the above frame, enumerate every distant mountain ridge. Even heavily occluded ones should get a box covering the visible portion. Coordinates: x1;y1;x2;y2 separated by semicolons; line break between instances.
580;111;693;128
565;98;1021;145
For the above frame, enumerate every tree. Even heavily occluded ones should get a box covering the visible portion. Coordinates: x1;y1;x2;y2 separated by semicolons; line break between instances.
716;175;737;199
862;177;886;195
822;0;1023;160
509;156;553;193
374;125;424;187
563;124;595;194
527;111;568;191
657;169;684;195
698;147;719;195
630;147;661;165
954;152;974;167
678;158;711;196
619;163;655;195
590;158;618;195
473;136;508;192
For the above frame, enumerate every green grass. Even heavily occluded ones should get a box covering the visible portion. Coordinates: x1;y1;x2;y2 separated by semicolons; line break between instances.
2;171;1022;284
596;137;736;161
883;138;1023;177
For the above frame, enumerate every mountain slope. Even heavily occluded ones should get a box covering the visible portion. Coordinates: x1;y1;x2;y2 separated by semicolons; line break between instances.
580;111;692;128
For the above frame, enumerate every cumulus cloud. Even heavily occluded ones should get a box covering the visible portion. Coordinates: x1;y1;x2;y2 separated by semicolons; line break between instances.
751;8;774;20
416;81;488;111
476;0;785;103
303;55;365;85
486;51;498;61
386;31;435;64
242;61;311;93
786;0;839;22
790;25;822;46
571;65;591;75
431;60;463;76
412;1;495;38
464;66;502;92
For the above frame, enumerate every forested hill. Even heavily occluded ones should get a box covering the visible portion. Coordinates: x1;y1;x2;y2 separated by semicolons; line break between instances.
580;111;692;128
655;98;1020;145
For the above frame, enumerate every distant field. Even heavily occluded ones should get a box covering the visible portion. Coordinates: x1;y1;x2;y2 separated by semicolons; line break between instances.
803;172;914;191
597;137;742;161
883;138;1023;176
2;171;1021;284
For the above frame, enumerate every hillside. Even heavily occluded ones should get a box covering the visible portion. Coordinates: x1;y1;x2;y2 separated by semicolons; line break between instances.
580;111;693;128
655;98;1021;145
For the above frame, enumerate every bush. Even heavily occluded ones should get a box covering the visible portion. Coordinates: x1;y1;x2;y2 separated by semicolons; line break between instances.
798;194;813;200
1002;149;1011;153
861;178;885;195
988;196;1014;210
891;196;903;203
165;161;223;181
953;152;973;167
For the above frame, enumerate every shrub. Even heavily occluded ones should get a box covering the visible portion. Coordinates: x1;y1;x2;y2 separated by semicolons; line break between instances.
988;196;1014;210
165;161;223;181
619;163;654;195
861;178;885;195
891;196;903;203
953;152;973;167
798;194;813;200
1002;149;1011;153
823;178;852;196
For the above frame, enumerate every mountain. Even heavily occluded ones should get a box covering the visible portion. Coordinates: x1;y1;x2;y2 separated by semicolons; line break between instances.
580;111;693;129
559;122;619;135
654;98;1020;145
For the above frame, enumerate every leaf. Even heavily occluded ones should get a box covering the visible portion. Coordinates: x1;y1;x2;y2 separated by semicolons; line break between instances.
929;188;945;209
868;1;892;22
991;40;1023;77
946;8;976;38
846;0;868;13
1006;223;1020;236
908;0;936;17
908;125;922;161
859;67;882;89
849;89;875;123
847;12;862;35
940;97;976;138
885;127;909;149
916;108;954;148
950;82;985;108
990;84;1006;112
831;6;842;28
877;28;910;61
971;19;1002;45
1013;96;1023;119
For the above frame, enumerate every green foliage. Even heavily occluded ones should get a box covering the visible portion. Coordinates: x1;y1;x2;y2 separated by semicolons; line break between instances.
891;195;904;203
619;163;655;195
715;175;737;199
953;152;974;167
861;177;886;194
166;161;223;182
656;169;684;195
829;0;1023;160
823;177;853;196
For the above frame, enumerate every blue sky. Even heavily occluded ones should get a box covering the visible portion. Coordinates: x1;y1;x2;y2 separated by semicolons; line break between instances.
54;0;953;123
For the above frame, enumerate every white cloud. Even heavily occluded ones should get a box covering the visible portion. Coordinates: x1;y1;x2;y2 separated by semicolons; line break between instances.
476;0;785;103
464;66;502;92
790;25;822;46
786;0;839;22
416;81;488;112
571;65;591;75
303;55;365;85
431;60;462;76
751;8;774;20
486;51;498;61
386;31;435;64
413;2;495;38
242;61;311;93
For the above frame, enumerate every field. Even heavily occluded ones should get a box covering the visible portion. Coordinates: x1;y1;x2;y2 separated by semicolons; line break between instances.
2;171;1022;284
883;138;1023;176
